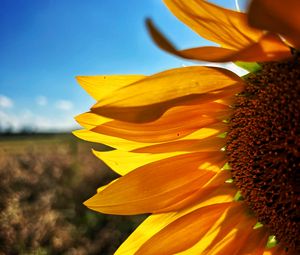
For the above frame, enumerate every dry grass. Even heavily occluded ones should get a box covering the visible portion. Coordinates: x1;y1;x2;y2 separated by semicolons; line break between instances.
0;134;144;255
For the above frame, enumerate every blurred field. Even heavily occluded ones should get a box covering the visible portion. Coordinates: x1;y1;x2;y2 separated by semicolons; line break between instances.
0;134;145;255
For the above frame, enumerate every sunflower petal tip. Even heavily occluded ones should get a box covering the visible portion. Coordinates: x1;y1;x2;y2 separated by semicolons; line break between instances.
83;199;90;208
72;129;80;136
83;195;98;208
74;113;83;122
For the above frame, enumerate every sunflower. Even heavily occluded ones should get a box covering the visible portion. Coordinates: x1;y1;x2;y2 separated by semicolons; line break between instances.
74;0;299;254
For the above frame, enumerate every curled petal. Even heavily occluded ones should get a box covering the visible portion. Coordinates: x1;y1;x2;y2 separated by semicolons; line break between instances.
163;0;262;49
92;103;230;143
248;0;300;48
90;66;243;122
73;123;226;151
147;19;291;62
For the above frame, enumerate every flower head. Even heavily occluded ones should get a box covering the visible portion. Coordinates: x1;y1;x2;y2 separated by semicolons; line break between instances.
75;1;299;254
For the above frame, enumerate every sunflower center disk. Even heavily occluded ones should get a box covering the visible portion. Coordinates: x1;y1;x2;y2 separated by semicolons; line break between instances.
226;60;300;251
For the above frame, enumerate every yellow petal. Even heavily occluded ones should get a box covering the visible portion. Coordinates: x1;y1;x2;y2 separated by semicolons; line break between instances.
92;121;226;175
73;123;226;151
115;213;177;255
180;33;291;62
77;102;230;141
76;75;145;100
163;0;262;49
147;19;291;62
91;66;243;122
173;200;250;255
75;112;112;129
200;204;257;255
135;203;232;255
73;129;147;151
237;228;269;255
92;103;230;143
92;149;188;176
248;0;300;48
84;152;223;215
133;136;225;153
116;199;234;255
203;225;251;255
93;67;240;107
156;170;235;213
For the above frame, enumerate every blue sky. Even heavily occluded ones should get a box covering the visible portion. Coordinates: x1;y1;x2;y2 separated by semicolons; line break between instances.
0;0;245;132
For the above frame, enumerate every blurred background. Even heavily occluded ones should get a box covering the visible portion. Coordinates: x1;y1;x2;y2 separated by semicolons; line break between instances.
0;0;243;254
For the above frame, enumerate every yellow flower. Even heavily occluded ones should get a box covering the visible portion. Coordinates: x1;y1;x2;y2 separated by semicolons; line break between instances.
74;0;299;254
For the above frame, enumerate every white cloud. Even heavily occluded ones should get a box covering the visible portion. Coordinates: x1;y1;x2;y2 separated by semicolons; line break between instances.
0;109;78;132
55;100;73;111
0;110;19;130
36;96;48;106
0;95;14;108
